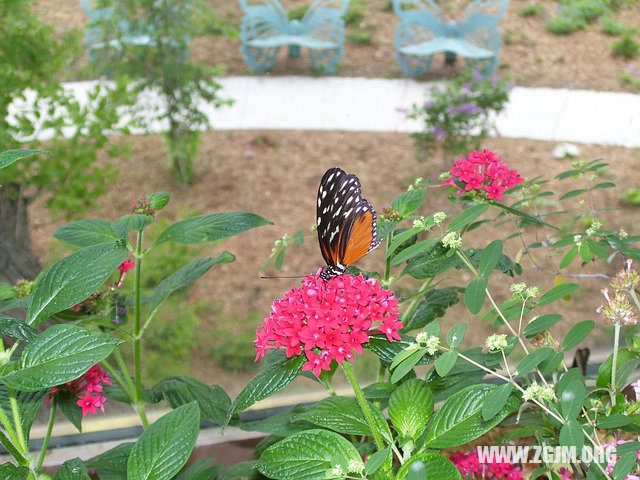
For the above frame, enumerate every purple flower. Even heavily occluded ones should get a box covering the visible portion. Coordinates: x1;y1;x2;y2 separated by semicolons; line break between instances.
626;63;640;75
472;70;483;81
432;126;446;139
423;101;433;110
507;81;515;90
457;102;484;115
462;82;473;95
446;105;457;115
490;75;499;86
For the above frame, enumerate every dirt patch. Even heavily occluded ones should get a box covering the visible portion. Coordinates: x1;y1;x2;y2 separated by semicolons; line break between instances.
26;129;640;391
33;0;640;91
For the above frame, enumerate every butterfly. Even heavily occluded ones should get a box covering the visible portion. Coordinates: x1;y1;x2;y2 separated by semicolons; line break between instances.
316;168;380;280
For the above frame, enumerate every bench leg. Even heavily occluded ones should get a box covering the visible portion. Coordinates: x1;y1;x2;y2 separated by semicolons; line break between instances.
288;45;301;58
465;56;498;77
396;52;433;78
309;48;342;75
241;45;281;73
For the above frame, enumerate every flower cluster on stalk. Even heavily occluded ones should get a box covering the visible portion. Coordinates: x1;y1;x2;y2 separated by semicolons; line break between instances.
446;150;524;200
448;450;523;480
46;364;112;416
254;272;402;376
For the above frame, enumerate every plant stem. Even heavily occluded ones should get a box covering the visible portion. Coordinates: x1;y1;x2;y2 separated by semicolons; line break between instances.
37;398;56;471
0;403;21;457
342;361;385;451
133;231;149;429
611;323;621;406
8;388;27;452
0;431;27;465
113;349;137;398
101;360;134;399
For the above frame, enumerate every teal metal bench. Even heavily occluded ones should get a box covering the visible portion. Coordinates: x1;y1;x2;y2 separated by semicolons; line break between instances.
238;0;349;74
81;0;152;53
392;0;510;77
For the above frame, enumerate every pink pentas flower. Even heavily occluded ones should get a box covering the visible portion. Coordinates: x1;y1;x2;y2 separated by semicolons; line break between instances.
449;450;523;480
446;150;524;201
46;364;111;416
254;272;402;377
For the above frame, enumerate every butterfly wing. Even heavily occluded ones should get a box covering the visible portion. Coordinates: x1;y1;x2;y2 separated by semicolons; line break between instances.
240;0;290;44
297;0;347;48
317;168;379;270
393;0;446;26
459;0;509;25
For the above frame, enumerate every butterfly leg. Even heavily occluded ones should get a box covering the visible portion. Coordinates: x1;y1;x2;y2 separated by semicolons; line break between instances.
241;45;281;73
309;47;343;75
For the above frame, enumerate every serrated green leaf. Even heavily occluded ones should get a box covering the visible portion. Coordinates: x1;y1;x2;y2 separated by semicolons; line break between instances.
54;219;119;247
55;458;90;480
143;192;170;211
233;352;305;413
524;314;563;338
481;383;514;421
424;384;519;448
402;287;463;331
257;429;363;480
27;243;128;325
464;277;487;314
0;463;29;479
127;403;200;480
395;453;461;480
364;447;390;476
153;212;271;246
562;320;595;351
0;149;47;169
291;396;392;442
150;254;234;315
218;461;263;480
86;442;134;472
0;314;37;342
0;325;122;391
149;376;230;424
111;214;154;237
448;204;490;232
391;189;426;217
0;387;47;440
388;379;434;439
479;240;503;277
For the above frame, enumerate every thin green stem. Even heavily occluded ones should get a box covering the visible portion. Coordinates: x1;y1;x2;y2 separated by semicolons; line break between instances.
384;233;392;284
0;403;21;455
113;349;136;397
101;360;134;399
37;398;56;471
611;323;621;406
8;388;27;452
0;430;27;465
341;361;385;451
132;231;149;429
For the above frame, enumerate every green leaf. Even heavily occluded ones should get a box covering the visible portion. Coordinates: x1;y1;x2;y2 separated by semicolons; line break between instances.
562;320;595;351
0;314;38;342
448;204;490;232
143;192;170;211
0;149;47;170
537;283;579;306
395;453;461;480
524;314;563;338
291;396;392;442
464;276;487;314
479;240;503;277
596;414;631;429
560;189;588;200
435;350;458;376
364;447;390;476
173;460;222;480
0;463;29;479
481;383;514;421
86;443;134;472
424;384;519;449
391;238;438;267
0;325;122;391
149;376;230;424
58;392;83;432
54;219;119;247
559;246;579;268
580;242;592;263
218;461;263;480
402;287;463;331
112;214;154;237
233;352;305;413
390;348;427;383
391;189;426;216
517;347;553;376
55;458;90;480
388;379;434;439
367;334;433;367
559;419;583;452
27;242;128;325
127;402;200;480
0;387;48;440
257;429;363;480
597;349;635;389
386;227;421;259
153;212;272;246
447;324;466;347
150;254;234;315
612;452;637;480
559;381;586;420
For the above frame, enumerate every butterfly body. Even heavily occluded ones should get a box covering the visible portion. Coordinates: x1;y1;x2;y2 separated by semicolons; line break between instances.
316;167;380;279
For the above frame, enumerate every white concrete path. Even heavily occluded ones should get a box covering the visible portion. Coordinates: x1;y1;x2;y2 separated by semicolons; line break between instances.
12;76;640;147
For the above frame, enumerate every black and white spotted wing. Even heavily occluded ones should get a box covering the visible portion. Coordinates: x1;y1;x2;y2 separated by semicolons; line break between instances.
316;167;380;277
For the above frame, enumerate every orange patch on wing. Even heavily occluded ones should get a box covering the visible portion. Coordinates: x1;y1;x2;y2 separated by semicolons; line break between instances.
341;211;374;266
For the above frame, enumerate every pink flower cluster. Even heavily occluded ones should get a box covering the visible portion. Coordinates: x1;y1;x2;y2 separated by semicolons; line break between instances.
254;272;402;377
447;150;524;200
46;364;112;416
449;451;523;480
557;440;640;480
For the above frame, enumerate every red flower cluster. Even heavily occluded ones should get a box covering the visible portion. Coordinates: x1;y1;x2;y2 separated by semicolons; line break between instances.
447;150;523;200
118;260;135;273
449;451;523;480
46;364;112;416
254;272;402;377
129;194;155;217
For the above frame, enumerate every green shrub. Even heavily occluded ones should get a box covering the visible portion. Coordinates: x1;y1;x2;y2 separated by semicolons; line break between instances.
518;4;545;16
571;0;608;22
546;15;586;34
347;31;374;44
287;5;309;21
210;313;262;372
613;32;640;58
620;188;640;206
600;15;625;35
343;0;365;25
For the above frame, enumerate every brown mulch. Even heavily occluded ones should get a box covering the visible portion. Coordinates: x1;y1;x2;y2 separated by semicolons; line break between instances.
33;0;640;91
26;130;640;389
